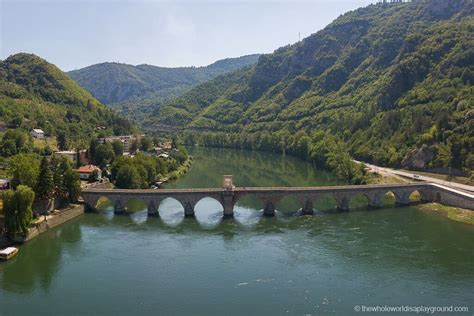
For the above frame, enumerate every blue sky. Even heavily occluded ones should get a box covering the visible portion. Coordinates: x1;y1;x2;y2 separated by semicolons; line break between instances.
1;0;374;71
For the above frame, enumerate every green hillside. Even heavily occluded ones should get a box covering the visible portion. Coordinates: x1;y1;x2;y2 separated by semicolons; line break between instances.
149;0;474;175
0;53;133;147
67;54;260;121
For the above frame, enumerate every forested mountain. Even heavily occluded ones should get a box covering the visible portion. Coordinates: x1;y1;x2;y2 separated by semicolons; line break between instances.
0;53;133;145
149;0;474;174
67;54;260;121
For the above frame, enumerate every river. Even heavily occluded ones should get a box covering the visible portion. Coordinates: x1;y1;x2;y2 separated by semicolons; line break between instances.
1;147;473;315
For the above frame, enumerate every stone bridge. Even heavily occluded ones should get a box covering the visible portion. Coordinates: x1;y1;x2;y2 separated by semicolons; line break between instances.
81;182;474;218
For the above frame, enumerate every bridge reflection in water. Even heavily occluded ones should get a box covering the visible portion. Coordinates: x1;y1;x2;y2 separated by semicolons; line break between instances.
81;180;474;218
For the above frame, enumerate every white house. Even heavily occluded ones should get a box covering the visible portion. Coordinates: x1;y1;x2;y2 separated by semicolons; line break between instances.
31;128;45;139
77;165;102;180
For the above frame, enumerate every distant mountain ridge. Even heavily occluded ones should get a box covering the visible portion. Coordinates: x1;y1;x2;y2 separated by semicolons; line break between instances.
67;54;260;121
147;0;474;173
0;53;133;144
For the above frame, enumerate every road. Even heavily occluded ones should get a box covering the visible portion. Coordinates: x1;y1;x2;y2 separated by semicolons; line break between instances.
357;161;474;193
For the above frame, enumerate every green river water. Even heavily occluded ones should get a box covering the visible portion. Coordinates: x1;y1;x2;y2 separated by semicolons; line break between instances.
0;147;472;315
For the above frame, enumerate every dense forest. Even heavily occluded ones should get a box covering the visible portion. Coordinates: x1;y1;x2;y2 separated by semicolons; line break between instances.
0;53;134;147
149;0;473;176
68;55;260;122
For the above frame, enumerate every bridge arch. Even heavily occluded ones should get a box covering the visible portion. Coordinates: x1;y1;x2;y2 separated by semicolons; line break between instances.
124;198;148;213
194;197;224;226
314;195;338;212
95;196;113;211
380;190;397;207
275;195;303;215
157;197;185;225
408;190;422;204
349;193;371;210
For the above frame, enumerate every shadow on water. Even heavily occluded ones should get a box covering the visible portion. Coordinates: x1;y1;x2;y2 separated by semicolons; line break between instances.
0;217;82;294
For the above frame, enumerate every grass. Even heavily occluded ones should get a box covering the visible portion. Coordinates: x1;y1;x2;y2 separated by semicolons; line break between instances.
366;173;408;185
403;170;473;186
418;203;474;225
32;136;58;151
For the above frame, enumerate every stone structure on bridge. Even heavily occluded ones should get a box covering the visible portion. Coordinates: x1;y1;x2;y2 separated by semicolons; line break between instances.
81;177;474;218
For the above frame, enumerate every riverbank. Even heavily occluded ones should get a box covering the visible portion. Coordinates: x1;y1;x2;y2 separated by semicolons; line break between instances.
1;204;84;247
164;156;193;182
362;170;473;225
25;204;84;241
418;203;474;225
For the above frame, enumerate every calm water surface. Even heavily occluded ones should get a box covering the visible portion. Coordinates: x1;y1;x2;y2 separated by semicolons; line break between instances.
1;148;473;315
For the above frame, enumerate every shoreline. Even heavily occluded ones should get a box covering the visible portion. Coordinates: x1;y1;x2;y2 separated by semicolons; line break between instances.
1;204;84;247
418;203;474;226
163;156;193;182
367;171;473;225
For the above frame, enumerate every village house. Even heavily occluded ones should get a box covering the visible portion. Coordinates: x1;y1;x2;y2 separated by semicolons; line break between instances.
99;135;137;153
30;128;45;139
77;165;102;180
156;141;172;151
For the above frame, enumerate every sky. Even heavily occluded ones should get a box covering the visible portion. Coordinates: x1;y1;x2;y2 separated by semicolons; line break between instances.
0;0;375;71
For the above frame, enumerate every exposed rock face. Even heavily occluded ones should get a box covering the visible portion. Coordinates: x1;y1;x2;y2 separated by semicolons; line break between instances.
401;146;435;170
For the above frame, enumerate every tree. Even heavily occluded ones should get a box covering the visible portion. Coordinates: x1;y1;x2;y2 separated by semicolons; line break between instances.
94;143;115;168
36;156;54;201
88;169;99;182
130;139;138;153
326;140;367;184
57;132;68;150
435;143;452;169
51;155;71;198
8;154;40;189
64;169;81;202
115;164;142;189
3;185;35;238
139;137;152;152
0;129;32;157
88;139;99;163
112;140;124;157
171;136;178;149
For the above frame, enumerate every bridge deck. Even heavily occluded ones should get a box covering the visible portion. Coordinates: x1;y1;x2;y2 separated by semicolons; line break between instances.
82;183;427;194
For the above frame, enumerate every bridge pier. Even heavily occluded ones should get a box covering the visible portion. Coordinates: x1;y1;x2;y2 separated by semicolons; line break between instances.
263;201;276;217
84;203;96;212
114;201;125;215
147;201;159;217
395;192;410;206
368;193;382;208
183;202;195;218
336;197;349;212
222;191;235;218
302;200;314;215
